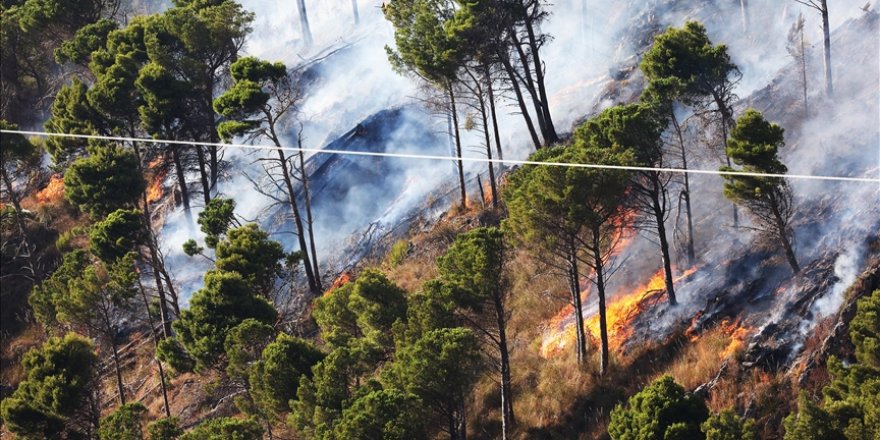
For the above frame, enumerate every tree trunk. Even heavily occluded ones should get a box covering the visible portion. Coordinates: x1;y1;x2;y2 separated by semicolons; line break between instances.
171;147;190;212
297;141;322;292
108;326;126;405
671;112;695;264
278;148;319;294
714;95;738;227
476;86;498;209
0;169;37;278
568;240;588;365
136;277;171;417
650;176;677;305
485;65;504;162
800;25;809;116
771;195;800;273
493;292;515;436
448;86;468;209
509;30;547;142
524;17;558;144
195;146;211;205
351;0;359;25
296;0;312;46
132;140;173;337
740;0;750;33
499;56;542;150
592;229;609;376
820;0;833;97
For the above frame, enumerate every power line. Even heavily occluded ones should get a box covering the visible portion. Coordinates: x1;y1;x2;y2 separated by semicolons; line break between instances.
3;129;879;184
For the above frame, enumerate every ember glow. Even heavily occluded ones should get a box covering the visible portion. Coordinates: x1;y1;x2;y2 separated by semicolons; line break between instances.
540;266;699;358
33;175;64;204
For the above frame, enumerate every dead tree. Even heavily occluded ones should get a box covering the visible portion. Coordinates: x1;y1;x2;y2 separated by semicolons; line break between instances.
794;0;832;97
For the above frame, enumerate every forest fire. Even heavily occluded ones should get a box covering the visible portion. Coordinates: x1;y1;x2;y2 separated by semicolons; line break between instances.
325;272;353;295
145;158;166;204
717;320;754;360
33;175;64;204
540;266;698;358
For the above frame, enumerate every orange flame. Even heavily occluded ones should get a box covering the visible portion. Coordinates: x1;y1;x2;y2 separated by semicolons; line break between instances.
716;319;753;360
325;272;353;296
540;266;698;358
34;175;64;204
145;158;166;204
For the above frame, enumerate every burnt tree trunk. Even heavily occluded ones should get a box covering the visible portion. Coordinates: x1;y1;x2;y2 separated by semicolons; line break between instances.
671;112;696;263
268;121;319;294
475;83;498;209
499;56;541;150
820;0;833;97
132;140;173;337
770;193;800;273
448;85;468;209
568;239;588;365
296;0;312;46
195;146;211;205
297;140;322;292
351;0;359;25
650;175;677;305
591;228;610;376
485;65;504;162
524;17;558;144
136;277;171;417
171;146;190;213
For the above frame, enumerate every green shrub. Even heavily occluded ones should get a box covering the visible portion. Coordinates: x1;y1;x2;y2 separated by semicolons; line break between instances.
386;239;410;268
156;337;195;374
608;375;709;440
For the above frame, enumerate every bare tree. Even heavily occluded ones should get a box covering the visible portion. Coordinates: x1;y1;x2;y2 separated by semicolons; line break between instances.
787;13;810;116
794;0;832;96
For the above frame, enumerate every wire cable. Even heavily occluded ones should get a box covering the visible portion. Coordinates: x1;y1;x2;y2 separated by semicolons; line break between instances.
2;129;879;184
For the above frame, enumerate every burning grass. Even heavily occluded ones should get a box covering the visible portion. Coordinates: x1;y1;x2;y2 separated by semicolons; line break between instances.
32;175;64;205
541;266;699;358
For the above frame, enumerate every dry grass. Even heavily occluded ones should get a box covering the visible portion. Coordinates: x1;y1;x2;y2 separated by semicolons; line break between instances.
662;328;736;390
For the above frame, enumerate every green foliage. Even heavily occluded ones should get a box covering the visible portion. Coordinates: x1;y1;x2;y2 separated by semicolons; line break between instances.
63;143;146;218
182;239;204;257
783;393;845;440
250;334;324;416
178;417;263;440
386;327;481;424
383;0;461;86
214;224;285;297
147;417;184;440
289;347;367;438
99;402;147;440
173;270;277;369
782;289;880;440
224;318;275;381
608;375;710;440
0;333;97;439
197;197;237;248
313;269;407;352
55;18;118;66
44;79;102;164
156;336;195;374
386;239;409;268
54;253;139;334
575;103;667;167
721;109;788;203
333;388;426;440
851;289;880;367
0;120;40;166
701;409;758;440
436;226;505;311
212;56;289;141
29;248;90;329
89;209;145;264
639;21;738;107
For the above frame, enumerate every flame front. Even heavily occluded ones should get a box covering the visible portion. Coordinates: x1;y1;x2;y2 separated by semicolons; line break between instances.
540;266;698;358
34;175;64;204
146;158;166;204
